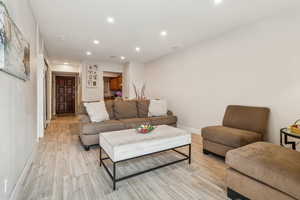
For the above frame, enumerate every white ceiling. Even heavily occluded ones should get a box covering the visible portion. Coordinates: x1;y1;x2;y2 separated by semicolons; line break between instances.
29;0;300;64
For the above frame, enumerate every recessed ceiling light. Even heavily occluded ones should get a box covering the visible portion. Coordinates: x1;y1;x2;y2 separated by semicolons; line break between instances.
214;0;223;5
64;62;69;65
160;30;168;36
120;56;126;60
86;51;92;56
93;40;100;44
107;17;115;24
135;47;141;52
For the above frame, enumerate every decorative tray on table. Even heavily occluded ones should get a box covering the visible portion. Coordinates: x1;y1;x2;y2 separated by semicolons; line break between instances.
136;124;155;134
290;119;300;134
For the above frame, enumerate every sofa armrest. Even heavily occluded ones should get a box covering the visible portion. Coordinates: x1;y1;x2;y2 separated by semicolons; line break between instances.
78;114;91;136
78;114;91;123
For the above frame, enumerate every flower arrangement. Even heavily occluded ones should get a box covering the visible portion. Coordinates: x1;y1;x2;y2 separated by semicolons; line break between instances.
136;124;155;134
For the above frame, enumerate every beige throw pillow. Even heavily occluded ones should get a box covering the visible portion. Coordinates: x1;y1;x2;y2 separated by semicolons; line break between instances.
148;100;167;117
84;101;109;122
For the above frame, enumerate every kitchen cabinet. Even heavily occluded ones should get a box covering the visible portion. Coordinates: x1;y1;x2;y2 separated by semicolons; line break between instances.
110;77;122;90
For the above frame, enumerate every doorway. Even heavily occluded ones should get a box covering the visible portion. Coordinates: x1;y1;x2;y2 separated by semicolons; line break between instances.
55;76;76;115
103;72;123;100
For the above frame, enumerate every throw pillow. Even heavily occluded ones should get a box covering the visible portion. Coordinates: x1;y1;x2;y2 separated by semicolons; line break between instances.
148;100;167;117
114;100;138;119
84;101;109;122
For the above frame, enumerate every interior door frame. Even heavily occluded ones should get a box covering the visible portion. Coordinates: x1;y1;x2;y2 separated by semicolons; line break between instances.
103;71;123;100
52;71;80;116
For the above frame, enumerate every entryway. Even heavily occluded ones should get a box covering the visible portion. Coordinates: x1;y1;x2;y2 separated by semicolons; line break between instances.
103;72;123;100
55;76;76;114
52;72;80;116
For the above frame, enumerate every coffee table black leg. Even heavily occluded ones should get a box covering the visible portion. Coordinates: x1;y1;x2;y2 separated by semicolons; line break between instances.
113;162;116;190
188;144;191;164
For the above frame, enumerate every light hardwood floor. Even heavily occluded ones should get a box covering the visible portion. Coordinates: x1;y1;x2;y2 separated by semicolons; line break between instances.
18;116;229;200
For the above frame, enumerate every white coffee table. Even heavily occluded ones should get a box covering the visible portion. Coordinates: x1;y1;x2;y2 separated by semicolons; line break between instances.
99;125;192;190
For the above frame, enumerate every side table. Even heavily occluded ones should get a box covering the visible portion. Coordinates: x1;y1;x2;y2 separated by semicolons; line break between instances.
280;128;300;150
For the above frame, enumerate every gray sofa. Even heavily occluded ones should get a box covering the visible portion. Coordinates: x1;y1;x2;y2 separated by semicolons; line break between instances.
79;100;178;150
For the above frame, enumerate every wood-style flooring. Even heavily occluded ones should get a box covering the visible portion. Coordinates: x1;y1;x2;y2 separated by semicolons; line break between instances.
17;116;228;200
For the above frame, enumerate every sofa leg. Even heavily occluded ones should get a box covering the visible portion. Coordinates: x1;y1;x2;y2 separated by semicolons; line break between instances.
79;135;91;151
203;149;210;155
84;145;90;151
227;188;249;200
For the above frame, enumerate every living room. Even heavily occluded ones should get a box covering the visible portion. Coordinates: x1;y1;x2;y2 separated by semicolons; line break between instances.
1;0;300;200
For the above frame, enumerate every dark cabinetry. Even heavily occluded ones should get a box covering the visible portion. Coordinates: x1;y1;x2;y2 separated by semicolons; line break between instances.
110;77;122;90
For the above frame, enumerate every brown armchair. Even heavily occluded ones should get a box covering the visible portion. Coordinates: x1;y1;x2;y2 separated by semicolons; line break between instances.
201;105;270;157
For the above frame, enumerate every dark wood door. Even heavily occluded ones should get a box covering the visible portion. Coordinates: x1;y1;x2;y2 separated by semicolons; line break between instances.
56;76;76;114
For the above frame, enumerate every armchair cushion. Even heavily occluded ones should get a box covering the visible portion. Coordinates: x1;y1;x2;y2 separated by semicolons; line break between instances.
223;105;270;135
202;126;261;148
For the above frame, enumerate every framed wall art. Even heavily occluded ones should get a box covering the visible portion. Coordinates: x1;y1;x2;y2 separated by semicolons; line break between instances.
0;1;30;81
86;65;98;88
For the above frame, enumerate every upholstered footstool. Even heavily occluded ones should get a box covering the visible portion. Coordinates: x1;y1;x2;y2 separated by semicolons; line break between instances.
226;142;300;200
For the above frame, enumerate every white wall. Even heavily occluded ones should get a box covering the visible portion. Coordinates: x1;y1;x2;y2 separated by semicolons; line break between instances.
51;64;81;73
81;61;123;101
123;62;130;98
0;0;42;199
145;11;300;145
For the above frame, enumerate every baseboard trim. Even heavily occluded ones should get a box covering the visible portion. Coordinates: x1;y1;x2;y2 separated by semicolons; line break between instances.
178;125;201;135
9;144;37;200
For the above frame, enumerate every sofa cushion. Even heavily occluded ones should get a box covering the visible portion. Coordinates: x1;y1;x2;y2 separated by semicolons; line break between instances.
120;118;151;129
114;100;138;119
226;142;300;200
202;126;261;148
81;120;125;135
105;100;115;120
223;105;270;135
137;100;150;118
203;140;234;157
150;115;177;126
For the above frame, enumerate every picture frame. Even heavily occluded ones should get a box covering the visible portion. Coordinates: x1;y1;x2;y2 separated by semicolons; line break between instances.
0;1;30;81
86;65;98;88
